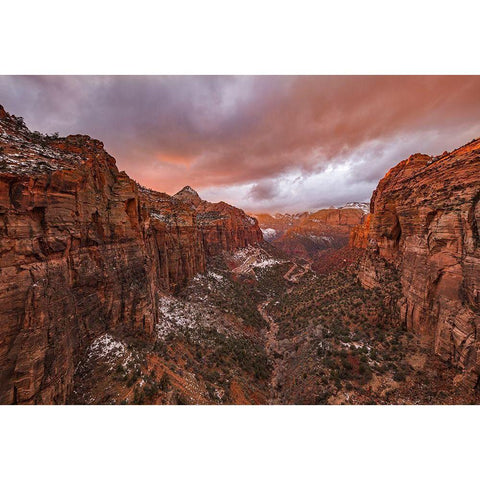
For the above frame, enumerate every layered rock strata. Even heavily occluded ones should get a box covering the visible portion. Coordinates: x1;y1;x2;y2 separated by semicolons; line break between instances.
0;106;262;403
349;214;371;249
358;139;480;387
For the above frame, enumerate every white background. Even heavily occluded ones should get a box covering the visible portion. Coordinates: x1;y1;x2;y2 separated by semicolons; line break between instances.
2;1;480;479
3;0;480;74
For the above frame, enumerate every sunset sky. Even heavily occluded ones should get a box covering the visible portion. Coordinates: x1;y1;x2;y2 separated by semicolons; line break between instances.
1;75;479;213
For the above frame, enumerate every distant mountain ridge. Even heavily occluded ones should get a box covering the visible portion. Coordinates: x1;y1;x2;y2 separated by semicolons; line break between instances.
251;204;368;261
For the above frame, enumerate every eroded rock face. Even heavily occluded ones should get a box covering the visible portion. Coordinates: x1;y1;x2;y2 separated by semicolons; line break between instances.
359;140;480;387
0;106;262;403
349;214;371;249
141;186;263;287
196;201;263;256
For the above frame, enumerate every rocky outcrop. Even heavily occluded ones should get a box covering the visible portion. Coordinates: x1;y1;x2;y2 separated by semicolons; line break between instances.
139;186;206;292
349;213;371;249
172;185;263;256
359;139;480;388
139;185;262;290
0;106;262;404
196;200;263;256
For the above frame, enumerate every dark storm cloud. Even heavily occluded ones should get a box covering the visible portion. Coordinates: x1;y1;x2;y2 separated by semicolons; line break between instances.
1;75;479;212
249;180;278;201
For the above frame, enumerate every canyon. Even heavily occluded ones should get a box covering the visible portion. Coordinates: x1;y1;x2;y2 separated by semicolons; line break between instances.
253;206;369;275
0;106;262;404
358;141;480;388
253;204;368;258
0;104;479;404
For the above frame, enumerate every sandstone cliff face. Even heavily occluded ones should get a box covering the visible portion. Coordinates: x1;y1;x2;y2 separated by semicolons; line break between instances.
253;212;309;236
349;213;371;249
143;185;263;288
0;106;262;403
196;200;263;256
359;140;480;387
293;208;365;244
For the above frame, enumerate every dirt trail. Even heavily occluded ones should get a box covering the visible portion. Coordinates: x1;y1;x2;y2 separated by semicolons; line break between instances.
283;264;297;281
284;261;312;293
283;262;311;282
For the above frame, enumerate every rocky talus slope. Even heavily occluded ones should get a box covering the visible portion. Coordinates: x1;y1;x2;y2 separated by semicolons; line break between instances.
0;106;262;404
358;139;480;388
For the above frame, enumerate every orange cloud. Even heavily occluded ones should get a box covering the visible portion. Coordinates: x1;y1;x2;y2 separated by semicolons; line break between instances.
1;75;479;210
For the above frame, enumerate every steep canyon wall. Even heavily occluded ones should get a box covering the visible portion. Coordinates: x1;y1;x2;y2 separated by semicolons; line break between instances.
358;140;480;387
0;106;262;403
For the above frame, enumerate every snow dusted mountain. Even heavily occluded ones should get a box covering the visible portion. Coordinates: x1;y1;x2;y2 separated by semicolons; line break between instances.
339;202;370;214
261;227;278;241
252;203;368;261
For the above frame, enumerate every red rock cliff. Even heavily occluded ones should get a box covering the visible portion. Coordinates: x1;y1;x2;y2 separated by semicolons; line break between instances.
358;139;480;387
0;106;262;403
349;213;371;249
196;201;263;256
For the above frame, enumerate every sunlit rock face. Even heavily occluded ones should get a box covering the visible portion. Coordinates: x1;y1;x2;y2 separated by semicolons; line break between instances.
349;214;371;249
359;139;480;388
0;106;262;404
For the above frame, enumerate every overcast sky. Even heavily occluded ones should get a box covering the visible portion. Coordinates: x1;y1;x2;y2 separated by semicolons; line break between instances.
1;76;479;212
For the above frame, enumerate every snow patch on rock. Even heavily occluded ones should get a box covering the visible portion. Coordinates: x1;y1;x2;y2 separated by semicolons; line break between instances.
339;202;370;214
157;296;201;339
87;334;126;362
251;258;281;269
261;228;277;241
150;212;169;222
232;245;284;275
208;271;224;282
